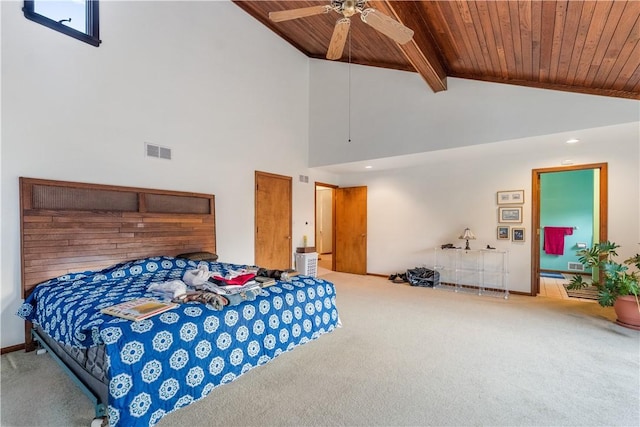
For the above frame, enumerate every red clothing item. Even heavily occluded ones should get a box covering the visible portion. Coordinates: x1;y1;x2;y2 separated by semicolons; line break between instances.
211;272;256;286
223;273;256;285
544;227;574;255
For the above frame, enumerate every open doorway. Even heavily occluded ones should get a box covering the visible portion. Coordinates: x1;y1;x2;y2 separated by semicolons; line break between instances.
315;182;368;275
531;163;608;296
315;183;336;271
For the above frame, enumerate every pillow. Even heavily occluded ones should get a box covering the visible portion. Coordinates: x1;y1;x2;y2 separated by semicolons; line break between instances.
176;251;219;261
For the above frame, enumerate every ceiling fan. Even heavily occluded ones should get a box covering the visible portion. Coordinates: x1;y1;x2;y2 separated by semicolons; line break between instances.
269;0;414;60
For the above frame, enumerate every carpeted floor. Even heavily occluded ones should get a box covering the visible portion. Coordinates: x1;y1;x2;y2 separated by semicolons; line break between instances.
2;271;639;427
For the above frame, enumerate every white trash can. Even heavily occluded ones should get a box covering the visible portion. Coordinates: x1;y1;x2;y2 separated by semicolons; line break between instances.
295;252;318;277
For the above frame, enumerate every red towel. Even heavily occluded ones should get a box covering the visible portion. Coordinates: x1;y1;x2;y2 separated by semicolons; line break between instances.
544;227;573;255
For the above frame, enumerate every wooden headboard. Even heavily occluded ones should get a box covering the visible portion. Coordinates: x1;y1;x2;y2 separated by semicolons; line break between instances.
20;177;216;299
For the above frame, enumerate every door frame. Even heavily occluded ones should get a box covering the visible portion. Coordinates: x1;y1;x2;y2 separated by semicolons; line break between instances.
314;181;337;271
530;162;608;295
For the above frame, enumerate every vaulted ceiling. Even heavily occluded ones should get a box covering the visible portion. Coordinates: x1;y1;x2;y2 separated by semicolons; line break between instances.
233;1;640;100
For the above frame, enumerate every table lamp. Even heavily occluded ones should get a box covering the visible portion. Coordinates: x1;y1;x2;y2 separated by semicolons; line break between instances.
459;227;476;250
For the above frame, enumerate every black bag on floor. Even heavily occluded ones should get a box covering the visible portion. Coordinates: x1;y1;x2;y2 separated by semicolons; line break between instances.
406;267;440;287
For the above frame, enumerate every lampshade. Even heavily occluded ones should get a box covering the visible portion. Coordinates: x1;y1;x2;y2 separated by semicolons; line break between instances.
459;228;476;250
459;228;476;240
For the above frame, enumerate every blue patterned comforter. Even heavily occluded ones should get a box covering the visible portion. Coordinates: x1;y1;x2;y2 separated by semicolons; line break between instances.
18;256;340;427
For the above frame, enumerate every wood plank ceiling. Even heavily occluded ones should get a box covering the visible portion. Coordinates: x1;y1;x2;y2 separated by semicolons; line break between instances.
233;1;640;100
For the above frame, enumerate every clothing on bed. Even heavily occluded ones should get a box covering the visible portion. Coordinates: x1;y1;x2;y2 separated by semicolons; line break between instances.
147;280;188;300
18;256;340;427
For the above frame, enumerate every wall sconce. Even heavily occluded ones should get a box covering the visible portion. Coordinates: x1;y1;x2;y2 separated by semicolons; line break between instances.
459;227;476;250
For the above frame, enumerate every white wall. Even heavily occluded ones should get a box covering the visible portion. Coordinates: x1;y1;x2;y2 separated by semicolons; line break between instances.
336;122;640;294
309;60;639;167
0;1;336;348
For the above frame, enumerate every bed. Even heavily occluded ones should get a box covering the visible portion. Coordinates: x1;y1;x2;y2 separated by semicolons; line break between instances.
16;178;340;427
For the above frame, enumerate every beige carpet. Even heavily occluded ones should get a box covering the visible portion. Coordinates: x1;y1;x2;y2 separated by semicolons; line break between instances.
2;271;639;427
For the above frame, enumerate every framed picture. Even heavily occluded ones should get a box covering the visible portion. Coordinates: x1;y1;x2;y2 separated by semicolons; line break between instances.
497;190;525;205
497;226;510;240
512;227;525;242
499;207;522;223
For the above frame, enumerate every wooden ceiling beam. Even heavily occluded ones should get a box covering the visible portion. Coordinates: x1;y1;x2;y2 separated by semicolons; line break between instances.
368;0;448;93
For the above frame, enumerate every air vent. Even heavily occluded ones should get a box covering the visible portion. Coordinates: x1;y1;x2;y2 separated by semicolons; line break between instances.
568;262;585;272
299;175;309;183
145;143;172;160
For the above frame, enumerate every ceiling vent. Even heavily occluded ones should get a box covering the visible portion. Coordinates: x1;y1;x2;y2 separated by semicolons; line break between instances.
145;143;172;160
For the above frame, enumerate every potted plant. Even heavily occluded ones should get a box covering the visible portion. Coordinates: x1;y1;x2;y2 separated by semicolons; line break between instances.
567;241;640;330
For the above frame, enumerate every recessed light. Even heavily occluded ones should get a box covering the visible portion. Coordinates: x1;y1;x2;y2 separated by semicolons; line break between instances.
566;138;580;144
365;165;372;169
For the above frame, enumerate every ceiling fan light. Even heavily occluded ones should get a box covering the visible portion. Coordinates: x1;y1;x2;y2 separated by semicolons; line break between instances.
342;0;357;17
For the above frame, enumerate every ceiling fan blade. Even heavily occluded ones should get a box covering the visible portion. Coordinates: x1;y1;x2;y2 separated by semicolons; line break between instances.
269;5;332;23
326;18;351;60
360;8;414;45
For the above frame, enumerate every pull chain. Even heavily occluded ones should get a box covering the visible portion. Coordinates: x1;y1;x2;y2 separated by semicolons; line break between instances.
348;27;352;143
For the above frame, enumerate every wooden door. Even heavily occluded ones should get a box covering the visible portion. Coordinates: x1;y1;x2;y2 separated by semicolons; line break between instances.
335;186;367;274
255;171;292;270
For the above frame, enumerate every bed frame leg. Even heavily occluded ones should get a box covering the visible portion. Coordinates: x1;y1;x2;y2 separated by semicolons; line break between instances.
25;322;37;352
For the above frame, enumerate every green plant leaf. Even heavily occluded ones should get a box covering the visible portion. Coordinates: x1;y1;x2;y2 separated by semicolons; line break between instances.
625;254;640;270
598;288;616;307
567;275;587;290
571;241;639;308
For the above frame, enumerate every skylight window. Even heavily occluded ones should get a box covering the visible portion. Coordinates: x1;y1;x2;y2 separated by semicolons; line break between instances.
23;1;101;47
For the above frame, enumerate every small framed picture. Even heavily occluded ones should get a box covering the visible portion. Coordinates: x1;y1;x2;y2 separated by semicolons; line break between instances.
499;207;522;223
512;227;525;242
497;190;525;205
497;226;510;240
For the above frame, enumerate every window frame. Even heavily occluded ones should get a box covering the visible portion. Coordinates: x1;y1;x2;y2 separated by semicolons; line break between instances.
23;0;101;47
